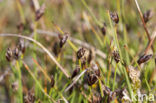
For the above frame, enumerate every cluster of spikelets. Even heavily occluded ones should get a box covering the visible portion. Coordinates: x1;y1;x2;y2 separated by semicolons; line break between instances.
2;1;155;103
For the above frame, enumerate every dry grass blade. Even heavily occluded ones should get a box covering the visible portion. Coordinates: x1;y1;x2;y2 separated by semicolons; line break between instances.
134;0;154;52
0;33;70;78
65;69;88;92
32;58;51;81
144;30;156;54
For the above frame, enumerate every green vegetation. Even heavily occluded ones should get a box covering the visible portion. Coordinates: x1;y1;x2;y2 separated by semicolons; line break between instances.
0;0;156;103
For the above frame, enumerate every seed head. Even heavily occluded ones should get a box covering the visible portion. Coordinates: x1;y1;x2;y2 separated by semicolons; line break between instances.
81;57;87;68
103;86;116;102
13;47;20;60
59;33;68;48
18;39;25;53
112;50;120;63
77;47;86;59
87;73;97;86
91;63;100;77
52;42;60;56
101;23;107;36
143;10;152;23
50;75;55;87
71;65;80;79
24;91;35;103
6;48;13;62
137;54;152;65
17;23;24;33
110;12;119;24
35;4;45;21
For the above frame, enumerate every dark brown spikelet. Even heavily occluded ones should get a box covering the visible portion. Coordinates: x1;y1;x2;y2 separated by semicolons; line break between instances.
18;39;25;53
71;66;80;79
77;47;86;59
13;47;20;60
6;48;13;62
110;12;119;24
52;42;60;56
143;10;152;23
103;86;116;103
115;88;125;102
101;23;107;36
81;57;87;68
112;50;120;63
59;34;68;48
137;54;153;65
24;91;35;103
87;50;92;64
35;4;45;21
17;23;24;33
87;73;97;86
50;75;55;87
92;95;102;103
91;63;100;77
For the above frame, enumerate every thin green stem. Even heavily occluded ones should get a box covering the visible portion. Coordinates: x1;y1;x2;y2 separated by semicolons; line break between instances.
81;0;103;27
112;63;117;91
16;61;23;103
107;10;133;98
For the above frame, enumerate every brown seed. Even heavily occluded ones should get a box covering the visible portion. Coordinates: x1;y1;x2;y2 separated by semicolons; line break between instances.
87;73;97;86
115;88;125;99
87;50;92;64
59;33;68;48
92;63;100;77
13;47;20;60
92;95;102;103
110;12;119;24
35;4;45;21
137;54;152;65
81;57;87;68
77;47;86;59
103;86;116;102
50;75;55;87
24;90;35;103
101;23;107;36
112;50;120;63
18;39;25;53
6;48;13;62
71;66;80;79
143;10;152;23
52;42;60;56
17;23;24;33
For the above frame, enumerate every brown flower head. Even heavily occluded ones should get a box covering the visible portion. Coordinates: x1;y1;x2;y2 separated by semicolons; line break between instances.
6;48;13;62
50;75;55;87
71;65;80;79
137;54;152;65
143;10;153;23
59;33;68;48
110;12;119;24
77;47;86;59
112;50;120;63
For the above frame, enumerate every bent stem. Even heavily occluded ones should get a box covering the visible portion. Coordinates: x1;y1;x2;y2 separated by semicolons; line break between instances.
0;33;70;78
